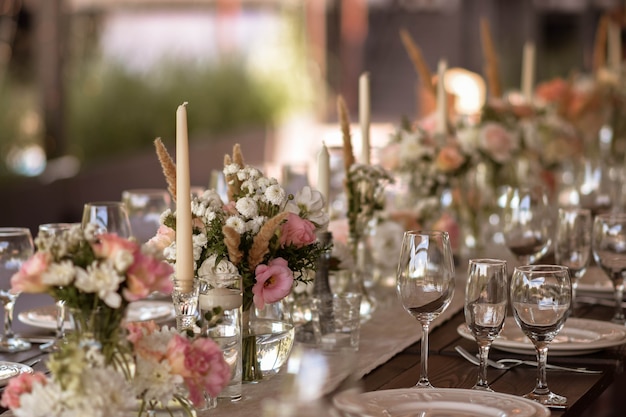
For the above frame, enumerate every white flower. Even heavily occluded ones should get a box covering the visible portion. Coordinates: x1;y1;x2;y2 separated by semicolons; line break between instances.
112;249;134;273
224;163;240;175
82;223;99;241
164;242;176;262
74;262;124;309
192;233;207;261
191;200;207;217
246;216;265;234
256;176;272;190
240;180;256;194
287;186;329;228
204;210;217;224
41;261;75;286
236;196;258;218
159;208;172;225
225;216;246;234
198;254;239;278
15;381;63;417
133;356;182;406
265;184;286;205
371;219;405;269
200;189;224;209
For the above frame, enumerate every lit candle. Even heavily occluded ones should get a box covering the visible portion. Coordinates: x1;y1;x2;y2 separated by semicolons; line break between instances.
608;20;622;76
317;141;330;211
521;41;535;102
359;72;371;164
176;102;194;291
435;59;447;136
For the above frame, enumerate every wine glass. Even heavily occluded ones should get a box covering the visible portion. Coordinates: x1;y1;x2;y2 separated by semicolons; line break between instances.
502;186;552;265
121;189;171;243
510;265;571;407
554;207;592;315
396;230;455;388
592;213;626;324
464;258;508;391
0;227;34;352
82;201;132;238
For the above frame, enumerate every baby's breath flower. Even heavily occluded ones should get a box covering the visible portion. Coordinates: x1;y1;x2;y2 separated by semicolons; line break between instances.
224;163;240;175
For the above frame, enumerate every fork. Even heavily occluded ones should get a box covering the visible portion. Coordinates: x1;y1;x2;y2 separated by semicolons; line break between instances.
455;346;602;374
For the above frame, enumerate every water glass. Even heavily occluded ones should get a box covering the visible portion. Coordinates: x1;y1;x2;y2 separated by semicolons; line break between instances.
311;292;362;350
171;279;199;332
121;189;171;243
199;273;242;402
464;258;508;391
82;201;132;238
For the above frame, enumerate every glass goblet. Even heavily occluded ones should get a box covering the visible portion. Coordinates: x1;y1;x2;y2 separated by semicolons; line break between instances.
82;201;132;238
554;207;591;315
0;227;34;352
592;212;626;324
464;258;508;391
397;230;455;388
502;186;552;265
511;265;571;407
121;189;171;243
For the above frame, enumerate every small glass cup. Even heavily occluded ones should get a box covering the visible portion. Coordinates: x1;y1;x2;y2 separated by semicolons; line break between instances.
82;201;132;238
171;279;199;332
312;292;362;350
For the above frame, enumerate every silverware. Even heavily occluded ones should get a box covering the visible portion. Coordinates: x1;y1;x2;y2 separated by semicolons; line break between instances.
454;346;602;374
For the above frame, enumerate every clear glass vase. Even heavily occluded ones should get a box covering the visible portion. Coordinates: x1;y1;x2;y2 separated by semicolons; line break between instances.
241;299;295;383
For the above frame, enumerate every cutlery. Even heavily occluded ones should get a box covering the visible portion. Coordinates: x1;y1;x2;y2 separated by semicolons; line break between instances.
454;346;601;374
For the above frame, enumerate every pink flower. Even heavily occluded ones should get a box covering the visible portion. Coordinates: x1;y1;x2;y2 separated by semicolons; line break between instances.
432;212;460;251
280;213;316;248
146;225;175;252
92;233;139;261
126;320;158;345
123;253;174;301
379;142;401;170
10;252;51;293
435;144;465;173
252;258;294;309
479;123;518;163
0;372;47;409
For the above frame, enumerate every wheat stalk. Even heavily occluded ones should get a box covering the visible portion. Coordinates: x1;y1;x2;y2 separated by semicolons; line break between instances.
248;212;289;270
399;28;435;97
593;14;609;75
154;138;177;202
337;95;355;174
480;18;502;99
222;225;243;266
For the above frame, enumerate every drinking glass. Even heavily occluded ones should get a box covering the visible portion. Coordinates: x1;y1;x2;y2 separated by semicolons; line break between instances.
554;207;591;315
81;201;132;238
592;213;626;324
397;230;455;388
502;186;552;265
0;228;34;352
464;258;508;391
121;189;171;243
510;265;571;407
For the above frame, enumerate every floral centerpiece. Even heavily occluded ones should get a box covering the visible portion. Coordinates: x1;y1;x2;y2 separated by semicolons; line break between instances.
151;143;329;382
5;223;230;416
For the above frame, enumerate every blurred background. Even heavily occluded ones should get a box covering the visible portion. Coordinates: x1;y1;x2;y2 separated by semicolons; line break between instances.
0;0;621;231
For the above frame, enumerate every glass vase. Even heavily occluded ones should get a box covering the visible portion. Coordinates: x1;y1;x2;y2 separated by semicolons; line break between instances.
241;299;295;383
347;235;377;320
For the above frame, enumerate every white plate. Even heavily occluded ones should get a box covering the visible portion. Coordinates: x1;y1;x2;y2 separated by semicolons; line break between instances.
333;388;550;417
18;301;175;331
0;361;33;387
458;317;626;356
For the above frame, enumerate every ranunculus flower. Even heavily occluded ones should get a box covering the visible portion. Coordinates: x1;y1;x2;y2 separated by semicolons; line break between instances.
92;233;139;263
0;372;47;409
146;226;175;253
123;252;174;301
10;251;51;293
479;122;518;163
280;213;316;248
435;144;465;173
252;258;294;309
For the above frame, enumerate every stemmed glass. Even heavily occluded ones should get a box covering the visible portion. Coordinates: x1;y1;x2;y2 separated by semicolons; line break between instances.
0;228;34;352
397;230;455;388
502;186;553;265
82;201;132;238
121;189;171;243
592;213;626;324
464;258;508;391
510;265;571;407
554;208;592;315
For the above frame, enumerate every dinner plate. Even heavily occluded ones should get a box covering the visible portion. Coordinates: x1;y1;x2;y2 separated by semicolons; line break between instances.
333;388;550;417
458;317;626;356
18;300;175;331
0;361;33;387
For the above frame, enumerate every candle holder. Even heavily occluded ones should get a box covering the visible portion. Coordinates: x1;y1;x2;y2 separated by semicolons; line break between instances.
171;278;200;332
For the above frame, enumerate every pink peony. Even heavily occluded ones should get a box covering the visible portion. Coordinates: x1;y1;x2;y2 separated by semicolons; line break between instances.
0;372;47;409
10;251;51;293
479;123;517;163
435;144;465;173
146;225;175;252
252;258;294;309
92;233;139;261
123;253;174;301
280;213;316;248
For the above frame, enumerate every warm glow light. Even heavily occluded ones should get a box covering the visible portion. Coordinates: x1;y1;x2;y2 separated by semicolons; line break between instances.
444;68;486;115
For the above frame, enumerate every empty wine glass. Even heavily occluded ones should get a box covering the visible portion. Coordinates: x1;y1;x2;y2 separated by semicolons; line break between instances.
397;230;455;388
510;265;571;407
554;208;591;315
592;212;626;324
82;201;132;238
0;228;34;352
121;189;171;243
502;186;552;265
464;258;508;391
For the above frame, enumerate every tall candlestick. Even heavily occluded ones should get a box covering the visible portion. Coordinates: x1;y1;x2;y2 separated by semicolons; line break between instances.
435;59;447;136
608;20;622;76
317;142;330;211
176;102;194;291
521;41;535;102
359;72;371;164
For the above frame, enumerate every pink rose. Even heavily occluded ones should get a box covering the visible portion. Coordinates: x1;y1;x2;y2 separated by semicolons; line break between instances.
11;252;51;293
280;213;316;248
252;258;294;309
435;144;465;173
479;123;517;163
92;233;139;260
146;225;175;252
0;372;47;409
123;253;174;301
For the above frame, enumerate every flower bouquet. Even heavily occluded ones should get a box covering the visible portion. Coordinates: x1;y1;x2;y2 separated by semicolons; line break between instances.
151;143;329;382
